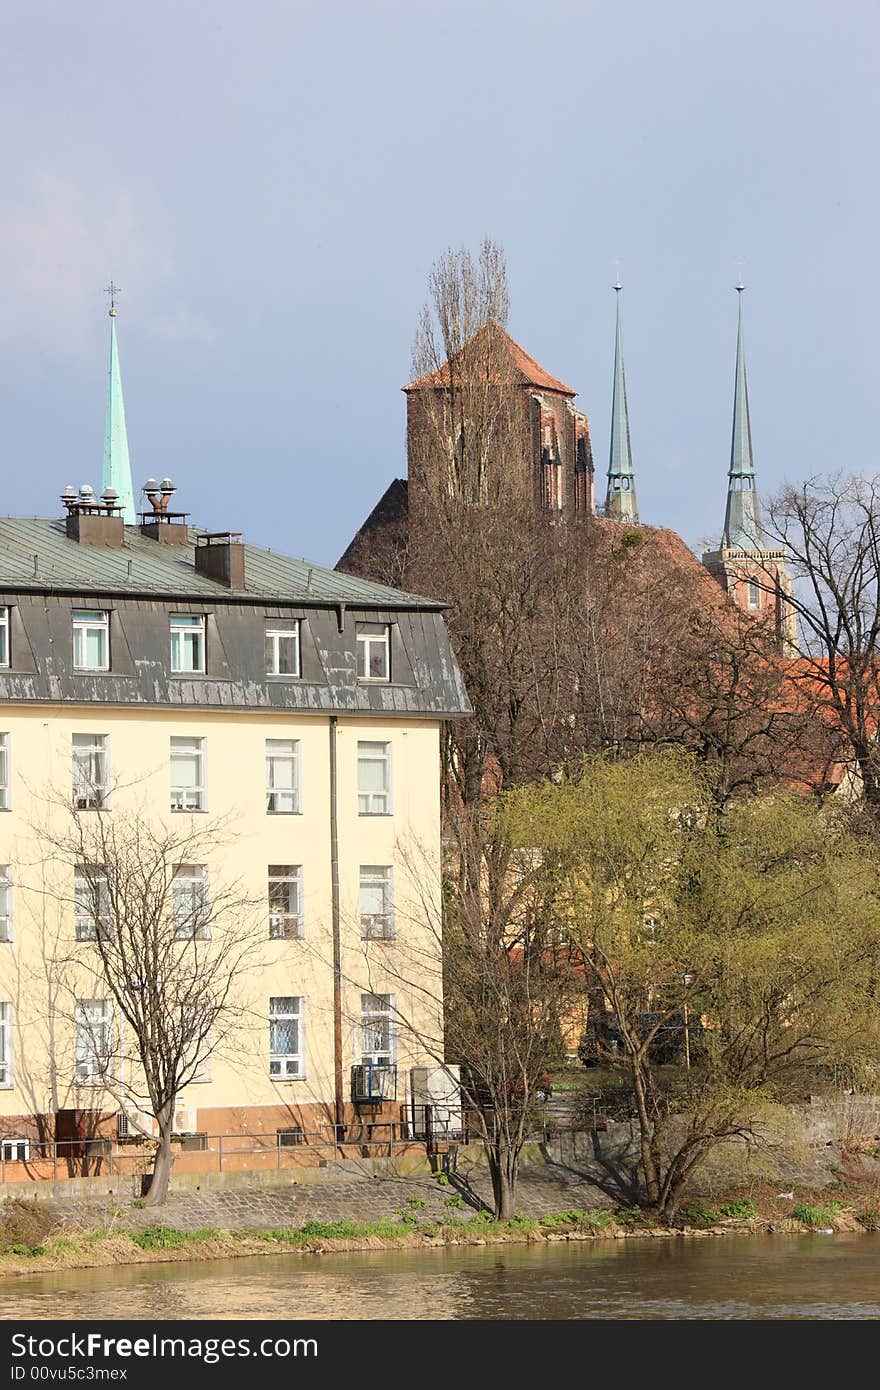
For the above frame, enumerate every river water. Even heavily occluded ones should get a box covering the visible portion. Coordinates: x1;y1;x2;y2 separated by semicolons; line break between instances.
2;1234;879;1320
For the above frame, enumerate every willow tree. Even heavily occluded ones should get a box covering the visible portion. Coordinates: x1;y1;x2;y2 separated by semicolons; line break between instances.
511;753;880;1220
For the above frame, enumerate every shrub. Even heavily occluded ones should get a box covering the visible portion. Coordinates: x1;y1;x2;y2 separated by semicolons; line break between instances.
720;1198;757;1220
442;1194;466;1211
129;1225;186;1251
0;1199;56;1254
677;1203;722;1229
856;1209;880;1232
791;1201;844;1227
614;1205;649;1229
406;1196;428;1211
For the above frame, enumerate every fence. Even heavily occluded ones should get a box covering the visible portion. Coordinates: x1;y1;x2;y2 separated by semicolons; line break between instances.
0;1120;422;1187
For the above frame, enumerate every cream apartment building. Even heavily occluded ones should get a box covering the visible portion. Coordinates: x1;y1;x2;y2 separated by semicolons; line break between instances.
0;488;469;1157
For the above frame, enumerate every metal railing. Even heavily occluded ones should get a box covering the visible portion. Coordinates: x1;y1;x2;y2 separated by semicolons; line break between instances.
0;1121;416;1185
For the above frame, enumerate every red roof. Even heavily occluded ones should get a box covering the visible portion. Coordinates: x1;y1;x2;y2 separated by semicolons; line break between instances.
404;322;577;396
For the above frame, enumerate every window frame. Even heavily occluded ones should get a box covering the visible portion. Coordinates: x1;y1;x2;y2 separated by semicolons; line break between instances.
0;1002;11;1087
265;623;300;678
747;578;761;610
360;992;395;1067
359;865;395;940
1;1139;28;1162
169;613;206;675
357;740;392;816
268;864;304;939
170;736;207;812
0;606;9;668
74;864;114;941
74;998;113;1085
72;610;110;673
269;996;305;1080
72;733;110;811
356;623;391;682
0;866;11;943
0;732;9;811
171;864;211;940
265;739;301;815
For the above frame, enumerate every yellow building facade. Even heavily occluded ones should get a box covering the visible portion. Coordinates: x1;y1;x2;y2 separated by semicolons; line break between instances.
0;506;469;1161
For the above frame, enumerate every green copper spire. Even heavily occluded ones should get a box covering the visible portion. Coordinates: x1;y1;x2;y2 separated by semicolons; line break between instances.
723;285;763;549
605;283;638;522
102;285;135;525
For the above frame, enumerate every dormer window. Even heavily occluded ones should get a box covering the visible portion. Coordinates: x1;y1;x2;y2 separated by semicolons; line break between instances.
266;623;300;677
170;614;205;674
356;623;390;682
0;608;9;668
73;611;109;672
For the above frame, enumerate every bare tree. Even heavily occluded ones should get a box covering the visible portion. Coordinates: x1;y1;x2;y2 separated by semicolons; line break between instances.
765;474;880;815
35;803;263;1205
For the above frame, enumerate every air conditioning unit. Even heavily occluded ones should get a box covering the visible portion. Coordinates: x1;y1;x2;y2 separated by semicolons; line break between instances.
172;1103;198;1135
351;1063;397;1102
410;1065;463;1140
117;1107;159;1139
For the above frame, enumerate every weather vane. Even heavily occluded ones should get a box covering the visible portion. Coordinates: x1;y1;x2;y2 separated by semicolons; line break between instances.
105;281;122;317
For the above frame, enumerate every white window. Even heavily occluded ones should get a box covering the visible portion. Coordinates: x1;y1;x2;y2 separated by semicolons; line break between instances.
358;741;391;815
360;866;394;940
73;610;109;671
269;996;304;1079
74;865;113;941
0;1003;11;1086
269;865;304;939
75;999;113;1084
0;607;9;667
72;733;110;810
0;867;11;943
748;578;760;610
266;624;300;677
360;993;395;1066
172;864;210;939
170;614;205;674
266;739;301;814
0;733;9;810
1;1140;28;1162
356;623;390;681
171;736;206;811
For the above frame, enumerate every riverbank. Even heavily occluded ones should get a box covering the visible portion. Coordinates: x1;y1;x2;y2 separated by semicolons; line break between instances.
1;1183;878;1278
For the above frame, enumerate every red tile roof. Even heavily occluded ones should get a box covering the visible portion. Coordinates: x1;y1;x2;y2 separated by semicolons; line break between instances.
404;322;577;396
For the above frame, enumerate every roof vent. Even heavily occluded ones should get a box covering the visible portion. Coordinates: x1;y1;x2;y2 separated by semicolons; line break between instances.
139;476;190;546
62;481;125;548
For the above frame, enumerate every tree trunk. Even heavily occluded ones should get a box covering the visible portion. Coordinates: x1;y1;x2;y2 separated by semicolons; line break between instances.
487;1145;518;1219
143;1124;174;1206
629;1055;661;1208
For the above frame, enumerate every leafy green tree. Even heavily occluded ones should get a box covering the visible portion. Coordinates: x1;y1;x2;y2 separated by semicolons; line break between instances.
510;753;880;1221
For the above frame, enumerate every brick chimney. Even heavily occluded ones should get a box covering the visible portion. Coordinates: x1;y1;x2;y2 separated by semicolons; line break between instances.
138;477;190;546
194;532;246;589
62;485;125;548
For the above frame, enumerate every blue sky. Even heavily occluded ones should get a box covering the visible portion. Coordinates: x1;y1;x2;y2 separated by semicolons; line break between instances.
0;1;876;567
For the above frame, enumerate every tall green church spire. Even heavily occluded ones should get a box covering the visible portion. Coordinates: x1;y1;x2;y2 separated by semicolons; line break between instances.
723;285;763;549
605;283;638;522
102;284;135;525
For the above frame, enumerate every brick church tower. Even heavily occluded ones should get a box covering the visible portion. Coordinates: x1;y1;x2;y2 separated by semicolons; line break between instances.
701;287;797;651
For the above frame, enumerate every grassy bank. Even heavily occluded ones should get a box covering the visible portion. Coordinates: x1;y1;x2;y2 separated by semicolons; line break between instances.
0;1187;879;1277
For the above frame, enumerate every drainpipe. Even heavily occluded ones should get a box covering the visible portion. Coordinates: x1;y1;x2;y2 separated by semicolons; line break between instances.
329;715;345;1138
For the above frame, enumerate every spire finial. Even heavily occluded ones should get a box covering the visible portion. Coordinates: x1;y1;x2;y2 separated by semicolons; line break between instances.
612;256;622;293
605;280;638;523
105;281;121;318
735;257;745;294
103;294;135;524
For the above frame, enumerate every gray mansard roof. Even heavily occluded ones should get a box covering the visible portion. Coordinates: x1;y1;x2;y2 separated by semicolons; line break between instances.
0;517;441;608
0;518;471;719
